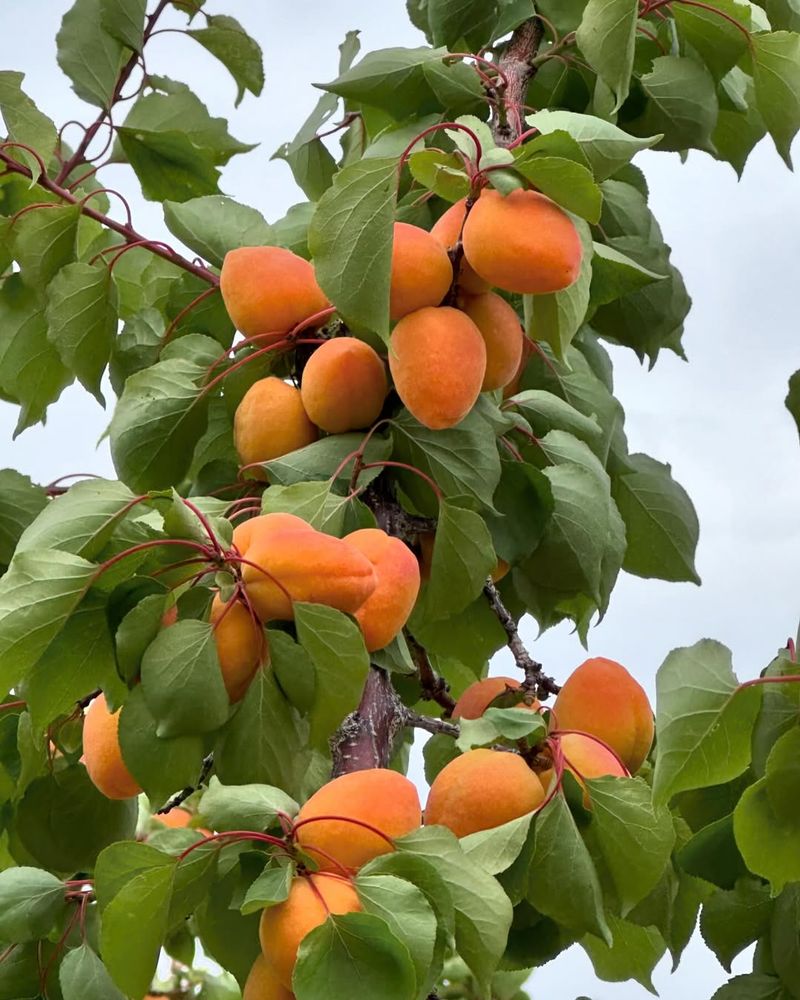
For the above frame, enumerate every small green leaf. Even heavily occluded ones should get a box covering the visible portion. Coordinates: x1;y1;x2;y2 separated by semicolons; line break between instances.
100;0;146;51
199;775;298;832
672;0;751;79
0;470;47;569
0;867;67;942
424;498;495;621
12;203;80;287
164;196;272;267
582;914;666;993
634;55;719;152
116;127;222;202
0;71;58;179
240;860;293;915
187;14;264;105
460;811;535;875
456;707;546;752
576;0;638;111
590;242;665;309
513;152;602;222
711;974;793;999
262;431;392;490
59;943;125;1000
700;878;773;972
752;31;800;167
56;0;124;107
786;370;800;441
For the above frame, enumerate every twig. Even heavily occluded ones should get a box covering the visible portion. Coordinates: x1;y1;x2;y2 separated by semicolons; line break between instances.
491;18;546;147
406;634;457;714
483;579;560;698
156;753;214;814
403;709;459;739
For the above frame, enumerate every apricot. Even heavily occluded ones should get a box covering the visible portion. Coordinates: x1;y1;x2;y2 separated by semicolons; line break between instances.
549;732;628;805
389;222;453;321
459;292;524;392
234;377;318;473
244;954;294;1000
502;335;533;399
462;188;582;294
152;808;212;837
430;199;490;293
389;306;486;429
300;338;388;434
242;524;377;621
220;246;329;340
554;657;654;773
83;694;142;800
452;676;539;720
295;768;422;871
210;594;265;702
233;513;313;554
425;749;544;837
343;529;420;651
259;873;361;989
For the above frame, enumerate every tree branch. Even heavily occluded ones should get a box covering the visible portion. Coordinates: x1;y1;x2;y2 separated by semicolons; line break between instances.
156;753;214;814
491;17;546;146
330;668;406;776
483;579;560;698
403;709;459;739
406;633;457;715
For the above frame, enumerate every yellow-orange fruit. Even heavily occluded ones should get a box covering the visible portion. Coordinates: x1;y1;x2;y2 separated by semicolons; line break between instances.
551;732;628;806
152;808;211;837
234;378;318;472
344;529;420;651
425;749;545;838
220;247;329;340
242;528;376;621
83;695;142;800
244;955;294;1000
210;594;265;702
233;512;313;554
431;199;490;293
389;222;453;321
460;292;524;392
300;338;388;434
295;768;422;871
462;189;582;294
259;874;361;989
502;336;533;400
389;306;486;430
554;657;654;773
452;676;540;720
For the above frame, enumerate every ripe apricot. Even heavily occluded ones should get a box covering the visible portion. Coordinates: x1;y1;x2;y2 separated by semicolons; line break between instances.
295;768;421;871
210;594;265;702
425;749;544;837
242;525;377;621
234;377;318;473
430;199;490;293
389;306;486;429
462;188;582;294
452;676;539;720
83;694;142;800
459;292;524;392
343;529;420;651
152;808;212;837
259;873;361;989
220;246;329;340
502;335;533;399
233;513;313;554
549;732;628;806
554;657;654;773
244;954;294;1000
300;338;388;434
389;222;453;321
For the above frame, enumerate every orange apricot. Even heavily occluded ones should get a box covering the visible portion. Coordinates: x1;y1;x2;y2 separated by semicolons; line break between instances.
234;377;318;473
459;292;524;392
343;529;420;651
295;768;421;871
300;338;388;434
452;676;539;720
242;526;376;621
502;335;533;400
220;247;329;340
425;748;544;837
430;199;490;293
82;694;142;800
244;954;294;1000
549;732;628;806
462;188;582;294
389;306;486;430
389;222;453;321
554;657;654;773
259;874;361;989
210;594;265;702
233;512;313;554
151;808;212;837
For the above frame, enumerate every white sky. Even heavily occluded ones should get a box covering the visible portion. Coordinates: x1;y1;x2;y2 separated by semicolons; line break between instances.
1;2;799;997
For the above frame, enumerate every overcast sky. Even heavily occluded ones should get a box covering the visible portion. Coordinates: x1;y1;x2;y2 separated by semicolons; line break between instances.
1;2;799;997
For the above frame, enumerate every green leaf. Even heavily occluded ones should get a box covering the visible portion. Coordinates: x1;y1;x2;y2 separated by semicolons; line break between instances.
0;549;95;692
457;707;546;752
12;203;80;287
308;157;397;340
0;71;58;179
653;639;762;804
713;69;768;177
584;776;676;915
771;883;800;992
0;470;46;569
294;603;370;749
0;867;66;941
672;0;751;79
751;648;800;776
634;55;719;152
590;242;666;309
612;452;700;584
527;794;611;942
575;0;638;111
262;431;391;489
427;0;501;49
460;811;535;875
582;914;666;993
199;775;298;832
109;355;210;492
187;14;264;105
100;0;146;51
700;878;773;972
59;944;125;1000
195;870;261;989
271;93;338;202
767;0;800;30
262;481;359;536
294;912;416;1000
408;149;471;202
734;727;800;893
483;458;553;565
786;370;800;441
56;0;125;108
752;31;800;166
164;196;272;268
360;852;455;937
269;628;317;712
424;498;495;621
141;620;230;737
711;975;793;999
240;860;293;915
45;261;118;403
678;813;749;889
513;152;602;222
116;126;222;202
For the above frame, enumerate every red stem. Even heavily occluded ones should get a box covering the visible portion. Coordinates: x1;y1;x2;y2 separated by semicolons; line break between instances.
290;814;396;848
161;285;220;347
358;461;443;503
176;830;287;864
398;122;484;176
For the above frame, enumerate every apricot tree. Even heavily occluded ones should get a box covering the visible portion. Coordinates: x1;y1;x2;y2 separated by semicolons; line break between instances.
0;2;799;999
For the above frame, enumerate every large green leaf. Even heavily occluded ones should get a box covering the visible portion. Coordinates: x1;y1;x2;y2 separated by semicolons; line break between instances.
59;944;125;1000
56;0;125;108
199;775;298;833
187;14;264;106
672;0;751;79
634;55;719;152
0;71;58;179
589;241;666;310
0;470;46;570
575;0;638;111
116;127;222;203
99;0;146;52
513;151;602;222
0;867;67;942
423;498;495;621
164;196;272;268
700;878;773;972
752;31;800;166
711;975;793;999
427;0;501;50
